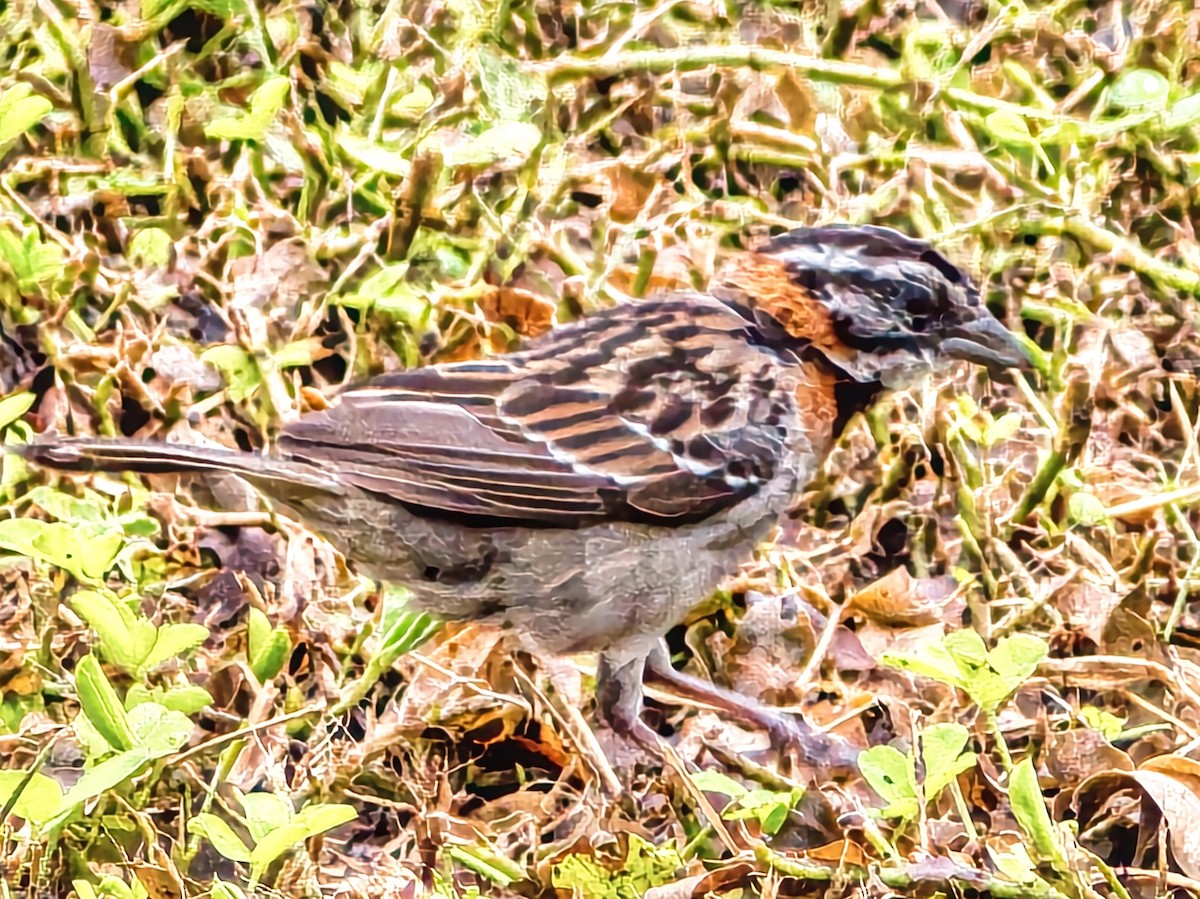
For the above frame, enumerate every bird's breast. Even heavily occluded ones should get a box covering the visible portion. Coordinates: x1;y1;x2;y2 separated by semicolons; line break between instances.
773;362;840;485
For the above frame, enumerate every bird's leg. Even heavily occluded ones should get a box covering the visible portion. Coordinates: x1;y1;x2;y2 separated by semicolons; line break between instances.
644;642;860;772
595;649;660;750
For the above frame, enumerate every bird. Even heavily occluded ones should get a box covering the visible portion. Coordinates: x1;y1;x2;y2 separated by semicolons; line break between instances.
21;224;1031;770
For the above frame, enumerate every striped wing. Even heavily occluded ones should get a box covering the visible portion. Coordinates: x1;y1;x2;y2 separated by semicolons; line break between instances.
278;296;793;528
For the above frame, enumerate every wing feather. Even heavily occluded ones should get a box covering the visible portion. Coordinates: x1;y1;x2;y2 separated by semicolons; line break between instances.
277;295;794;527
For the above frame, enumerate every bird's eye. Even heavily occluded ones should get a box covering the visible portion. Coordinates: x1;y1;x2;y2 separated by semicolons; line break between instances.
909;298;934;316
903;290;938;317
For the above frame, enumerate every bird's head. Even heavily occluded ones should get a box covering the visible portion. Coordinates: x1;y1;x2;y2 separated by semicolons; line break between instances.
716;224;1033;387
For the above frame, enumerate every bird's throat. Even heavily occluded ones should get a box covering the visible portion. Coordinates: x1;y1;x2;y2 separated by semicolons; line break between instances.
832;376;886;441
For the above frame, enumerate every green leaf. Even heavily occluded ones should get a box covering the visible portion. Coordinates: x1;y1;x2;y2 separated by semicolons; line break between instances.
71;882;100;899
61;748;152;809
333;263;432;329
71;590;155;673
754;801;790;835
191;0;247;20
1109;68;1170;111
1163;93;1200;131
985;634;1048;685
1009;759;1070;874
447;844;522;887
0;226;66;295
0;392;35;430
189;813;254;863
336;133;412;178
444;122;542;167
273;338;320;369
0;84;54;155
692;770;799;835
291;802;358;837
248;607;271;658
94;875;140;899
263;129;306;173
478;48;547;121
127;702;193;756
249;802;356;874
141;622;209;674
126;682;212;715
916;632;1047;714
1080;706;1125;740
323;61;375;107
1068;491;1110;526
553;835;683;897
210;880;249;899
982;412;1022;447
858;745;918;819
921;723;976;797
943;629;990;668
730;788;796;835
161;684;215;715
23;485;110;525
200;345;262;402
75;654;138;753
119;512;161;538
377;585;441;656
205;76;291;141
241;790;294;842
0;770;65;826
0;518;123;582
391;84;434;119
984;111;1036;147
691;770;749;797
140;0;189;19
248;608;290;682
989;842;1041;885
409;229;473;280
128;228;173;267
882;638;967;691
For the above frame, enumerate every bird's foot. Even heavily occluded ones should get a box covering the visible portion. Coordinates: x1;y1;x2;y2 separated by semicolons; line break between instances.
643;642;860;776
758;710;860;776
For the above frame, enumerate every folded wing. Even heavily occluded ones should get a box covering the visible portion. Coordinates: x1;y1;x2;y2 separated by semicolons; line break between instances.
280;297;792;528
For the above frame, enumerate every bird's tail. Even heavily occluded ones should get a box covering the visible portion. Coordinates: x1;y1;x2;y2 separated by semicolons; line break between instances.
18;438;340;492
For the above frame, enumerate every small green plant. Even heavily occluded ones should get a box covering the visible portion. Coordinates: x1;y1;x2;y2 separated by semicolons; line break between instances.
0;483;161;583
691;770;804;836
71;873;151;899
0;768;70;832
1005;759;1096;897
859;722;977;821
946;395;1024;450
1077;705;1167;743
882;631;1047;771
188;789;357;888
1056;470;1112;528
552;835;684;899
248;607;291;682
0;655;199;840
71;589;209;680
882;631;1047;717
66;655;195;809
332;584;441;714
1080;706;1124;740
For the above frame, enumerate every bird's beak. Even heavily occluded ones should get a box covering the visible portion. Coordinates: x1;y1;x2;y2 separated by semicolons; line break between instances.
942;311;1034;373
